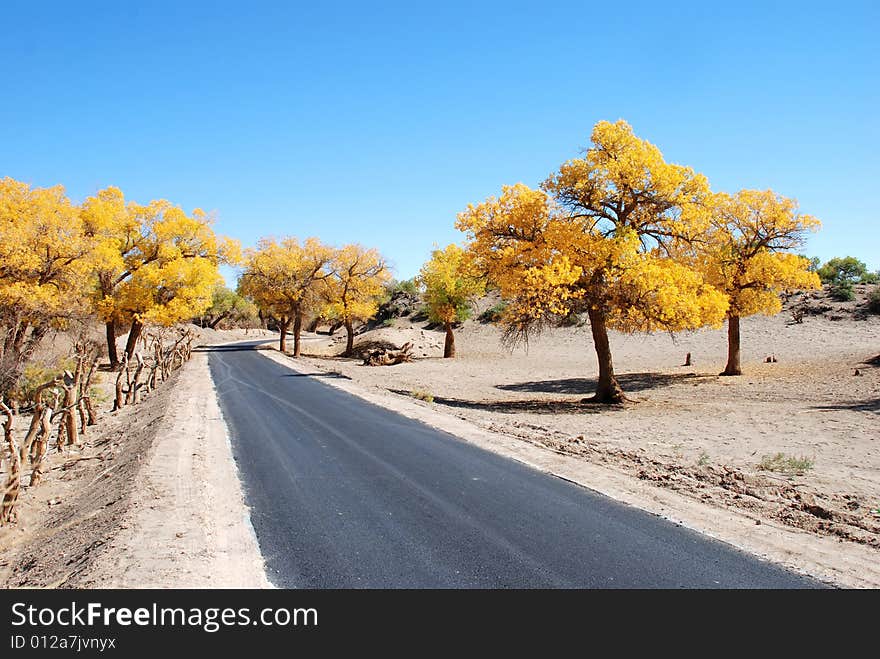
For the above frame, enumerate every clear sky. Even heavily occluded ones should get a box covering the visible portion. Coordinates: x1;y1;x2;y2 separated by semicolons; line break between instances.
2;1;877;283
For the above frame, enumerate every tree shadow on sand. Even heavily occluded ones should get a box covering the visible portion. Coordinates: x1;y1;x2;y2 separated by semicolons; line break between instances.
390;372;709;415
811;398;879;415
495;371;709;395
389;389;600;414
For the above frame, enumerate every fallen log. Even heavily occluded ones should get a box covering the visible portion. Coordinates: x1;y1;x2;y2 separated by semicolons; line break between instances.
363;341;414;366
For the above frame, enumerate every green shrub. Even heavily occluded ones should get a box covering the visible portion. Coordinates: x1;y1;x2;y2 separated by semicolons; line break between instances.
478;302;508;323
87;373;110;404
867;287;880;314
829;281;854;301
386;278;420;296
757;453;814;477
410;389;434;404
560;311;585;327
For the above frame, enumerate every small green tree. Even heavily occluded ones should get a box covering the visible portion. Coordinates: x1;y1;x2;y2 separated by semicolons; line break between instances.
418;244;485;358
386;278;420;296
817;256;877;301
201;285;257;328
817;256;873;285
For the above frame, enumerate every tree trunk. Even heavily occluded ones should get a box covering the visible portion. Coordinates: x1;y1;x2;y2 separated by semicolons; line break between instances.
1;324;48;397
293;313;303;357
344;319;354;356
11;321;29;353
62;383;78;448
106;321;119;369
444;322;456;358
721;314;742;376
126;353;145;405
19;406;43;465
2;318;17;355
0;400;19;524
27;406;51;487
208;313;230;329
124;319;144;361
278;317;290;353
112;355;127;411
22;324;49;362
587;307;625;404
83;397;97;426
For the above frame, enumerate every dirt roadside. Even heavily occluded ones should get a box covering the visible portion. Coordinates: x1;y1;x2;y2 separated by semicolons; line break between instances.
1;343;270;589
258;346;880;589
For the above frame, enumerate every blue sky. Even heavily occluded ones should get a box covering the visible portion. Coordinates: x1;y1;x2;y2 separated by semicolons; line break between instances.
2;1;877;283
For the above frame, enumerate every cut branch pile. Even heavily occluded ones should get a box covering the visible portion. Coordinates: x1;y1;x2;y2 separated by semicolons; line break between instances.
363;341;414;366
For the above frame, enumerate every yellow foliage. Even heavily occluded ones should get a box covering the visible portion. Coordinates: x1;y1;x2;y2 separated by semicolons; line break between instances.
698;190;821;318
239;237;335;322
543;120;712;240
324;244;390;324
418;243;486;325
81;190;231;327
0;177;92;324
609;256;728;332
456;121;728;338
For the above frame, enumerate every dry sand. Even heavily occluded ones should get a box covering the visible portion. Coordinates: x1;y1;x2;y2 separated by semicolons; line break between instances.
261;293;880;588
91;345;271;588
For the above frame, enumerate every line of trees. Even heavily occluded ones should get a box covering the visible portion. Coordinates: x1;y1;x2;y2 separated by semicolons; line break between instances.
238;238;391;357
1;178;237;399
1;121;852;411
235;117;831;391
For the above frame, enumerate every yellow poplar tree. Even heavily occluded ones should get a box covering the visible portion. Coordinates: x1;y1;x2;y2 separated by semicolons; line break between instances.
325;244;391;356
699;190;821;375
81;192;234;365
79;186;137;367
418;243;486;358
457;120;728;403
0;178;92;395
239;237;334;356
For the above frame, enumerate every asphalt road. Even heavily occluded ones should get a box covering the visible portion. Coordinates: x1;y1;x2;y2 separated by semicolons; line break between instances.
207;341;822;588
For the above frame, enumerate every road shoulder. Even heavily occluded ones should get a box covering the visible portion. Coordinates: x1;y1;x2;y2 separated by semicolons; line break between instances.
91;349;271;587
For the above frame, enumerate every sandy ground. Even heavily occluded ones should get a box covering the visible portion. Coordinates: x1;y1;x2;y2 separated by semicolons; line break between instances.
0;328;274;588
260;296;880;588
90;345;271;587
